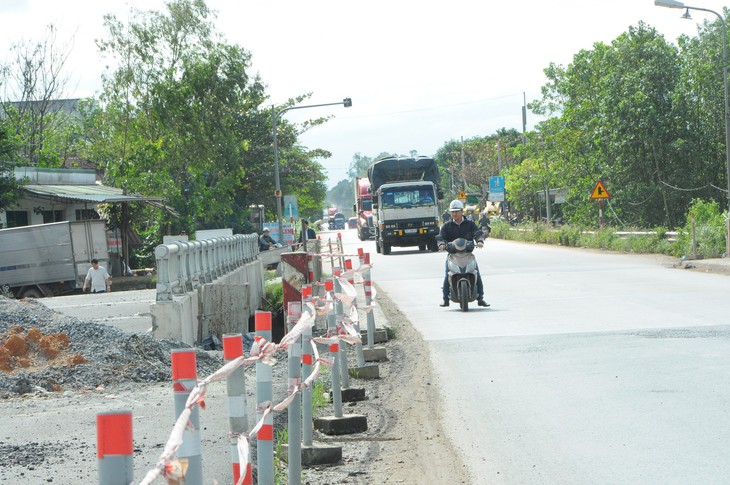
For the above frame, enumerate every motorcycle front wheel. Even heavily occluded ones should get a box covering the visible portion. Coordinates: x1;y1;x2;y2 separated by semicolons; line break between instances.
458;279;470;312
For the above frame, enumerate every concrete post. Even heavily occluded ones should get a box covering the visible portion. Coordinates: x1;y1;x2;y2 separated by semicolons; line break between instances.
364;252;376;350
334;271;349;389
222;333;251;485
171;349;203;485
255;311;274;485
330;340;344;418
286;302;302;485
345;258;365;368
96;410;133;485
301;285;314;446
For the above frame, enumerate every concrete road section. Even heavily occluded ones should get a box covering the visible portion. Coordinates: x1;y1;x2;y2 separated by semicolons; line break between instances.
40;289;156;334
343;231;730;485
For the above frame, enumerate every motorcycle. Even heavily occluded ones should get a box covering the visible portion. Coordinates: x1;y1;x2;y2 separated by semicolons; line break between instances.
479;222;491;239
442;235;482;312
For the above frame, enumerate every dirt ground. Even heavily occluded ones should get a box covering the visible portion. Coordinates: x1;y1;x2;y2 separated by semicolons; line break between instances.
310;290;472;484
0;286;472;484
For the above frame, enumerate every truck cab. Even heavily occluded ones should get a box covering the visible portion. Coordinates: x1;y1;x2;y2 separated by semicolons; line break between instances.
354;177;375;240
367;156;443;255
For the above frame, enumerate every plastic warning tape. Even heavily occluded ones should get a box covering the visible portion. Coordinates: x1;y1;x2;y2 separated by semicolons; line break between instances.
136;264;382;483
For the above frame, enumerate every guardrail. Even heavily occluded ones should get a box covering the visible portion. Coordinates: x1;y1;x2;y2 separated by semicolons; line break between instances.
154;235;259;302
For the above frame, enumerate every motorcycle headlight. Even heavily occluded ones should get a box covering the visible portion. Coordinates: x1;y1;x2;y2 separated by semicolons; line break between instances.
465;260;478;273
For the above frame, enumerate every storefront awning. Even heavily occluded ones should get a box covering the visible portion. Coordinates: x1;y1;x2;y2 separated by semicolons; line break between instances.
22;184;179;216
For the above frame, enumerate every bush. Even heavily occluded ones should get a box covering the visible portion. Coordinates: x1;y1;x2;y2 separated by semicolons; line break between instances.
558;225;582;247
675;199;727;258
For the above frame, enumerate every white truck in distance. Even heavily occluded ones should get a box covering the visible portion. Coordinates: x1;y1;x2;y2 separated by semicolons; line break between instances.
367;156;444;255
0;220;110;298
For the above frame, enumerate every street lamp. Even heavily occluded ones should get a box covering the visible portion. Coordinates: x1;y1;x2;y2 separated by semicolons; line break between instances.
656;0;730;257
271;98;352;243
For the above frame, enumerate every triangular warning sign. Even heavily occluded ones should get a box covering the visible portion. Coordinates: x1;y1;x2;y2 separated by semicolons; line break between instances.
590;180;611;200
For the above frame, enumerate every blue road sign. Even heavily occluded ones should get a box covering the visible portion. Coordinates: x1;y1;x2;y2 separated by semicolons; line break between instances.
489;176;505;202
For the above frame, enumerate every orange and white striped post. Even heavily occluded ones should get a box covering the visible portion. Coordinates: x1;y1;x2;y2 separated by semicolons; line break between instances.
344;258;365;367
336;233;345;270
301;285;314;446
171;348;203;485
363;252;376;350
222;333;251;485
333;269;350;389
255;311;275;485
96;410;133;485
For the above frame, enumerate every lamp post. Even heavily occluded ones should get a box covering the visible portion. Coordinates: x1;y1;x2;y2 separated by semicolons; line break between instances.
272;98;352;243
656;0;730;257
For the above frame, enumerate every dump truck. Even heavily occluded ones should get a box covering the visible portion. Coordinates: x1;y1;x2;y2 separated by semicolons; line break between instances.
367;156;443;255
353;177;375;240
0;220;110;298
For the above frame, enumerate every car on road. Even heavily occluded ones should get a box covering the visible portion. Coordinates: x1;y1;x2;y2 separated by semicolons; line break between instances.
347;217;357;229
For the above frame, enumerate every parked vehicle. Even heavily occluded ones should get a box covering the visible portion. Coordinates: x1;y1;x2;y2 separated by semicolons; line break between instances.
0;220;110;298
442;237;480;312
353;177;375;240
367;156;443;255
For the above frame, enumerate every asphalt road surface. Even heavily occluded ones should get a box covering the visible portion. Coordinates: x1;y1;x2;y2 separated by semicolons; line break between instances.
333;228;730;485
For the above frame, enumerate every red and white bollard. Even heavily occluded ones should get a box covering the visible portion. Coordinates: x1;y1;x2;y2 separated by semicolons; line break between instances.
301;285;314;446
171;348;203;485
255;311;275;485
222;333;252;485
363;252;376;350
96;410;134;485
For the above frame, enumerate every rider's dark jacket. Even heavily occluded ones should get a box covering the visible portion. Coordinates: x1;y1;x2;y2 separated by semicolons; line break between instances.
436;218;483;244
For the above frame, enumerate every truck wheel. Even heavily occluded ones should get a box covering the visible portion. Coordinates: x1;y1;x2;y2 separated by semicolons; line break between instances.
20;287;43;299
382;242;391;255
418;244;426;251
429;240;439;252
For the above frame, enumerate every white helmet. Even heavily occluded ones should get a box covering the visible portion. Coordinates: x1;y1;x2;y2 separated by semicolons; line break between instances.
449;200;464;211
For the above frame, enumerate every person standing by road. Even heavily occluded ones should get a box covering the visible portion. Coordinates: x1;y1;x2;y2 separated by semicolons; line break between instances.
298;219;316;244
83;259;111;294
436;200;488;307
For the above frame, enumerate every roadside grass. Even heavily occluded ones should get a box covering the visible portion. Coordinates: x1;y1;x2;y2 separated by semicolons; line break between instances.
490;216;726;258
489;199;728;258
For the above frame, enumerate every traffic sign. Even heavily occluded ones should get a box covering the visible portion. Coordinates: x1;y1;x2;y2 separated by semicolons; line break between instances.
590;180;611;200
489;176;505;202
458;190;467;201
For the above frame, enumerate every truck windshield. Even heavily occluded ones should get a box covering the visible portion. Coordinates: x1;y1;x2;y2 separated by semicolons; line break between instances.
382;187;435;208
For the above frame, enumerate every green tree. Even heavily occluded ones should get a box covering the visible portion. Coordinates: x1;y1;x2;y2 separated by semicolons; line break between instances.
93;0;329;238
0;24;80;167
0;120;24;217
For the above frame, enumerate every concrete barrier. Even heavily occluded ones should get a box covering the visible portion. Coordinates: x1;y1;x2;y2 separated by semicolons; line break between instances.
150;235;265;345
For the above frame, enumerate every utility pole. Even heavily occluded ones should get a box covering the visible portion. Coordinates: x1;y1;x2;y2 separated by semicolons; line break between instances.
460;136;466;191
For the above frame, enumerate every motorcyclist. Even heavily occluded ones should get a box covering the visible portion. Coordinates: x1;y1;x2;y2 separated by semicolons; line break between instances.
478;211;491;237
258;228;278;251
436;200;489;308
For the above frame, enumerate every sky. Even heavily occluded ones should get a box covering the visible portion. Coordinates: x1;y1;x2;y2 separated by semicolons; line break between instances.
0;0;712;188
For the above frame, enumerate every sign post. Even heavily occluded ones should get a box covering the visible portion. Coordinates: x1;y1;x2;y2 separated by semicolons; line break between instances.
590;180;611;227
489;176;506;217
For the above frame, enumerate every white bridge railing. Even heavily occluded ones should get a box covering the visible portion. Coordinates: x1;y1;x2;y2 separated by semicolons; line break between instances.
154;235;259;302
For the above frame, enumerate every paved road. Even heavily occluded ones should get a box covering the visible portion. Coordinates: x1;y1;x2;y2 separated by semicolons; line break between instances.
41;289;155;334
39;228;730;484
336;231;730;485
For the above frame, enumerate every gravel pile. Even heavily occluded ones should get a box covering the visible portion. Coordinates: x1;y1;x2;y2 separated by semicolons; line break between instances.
0;296;223;396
